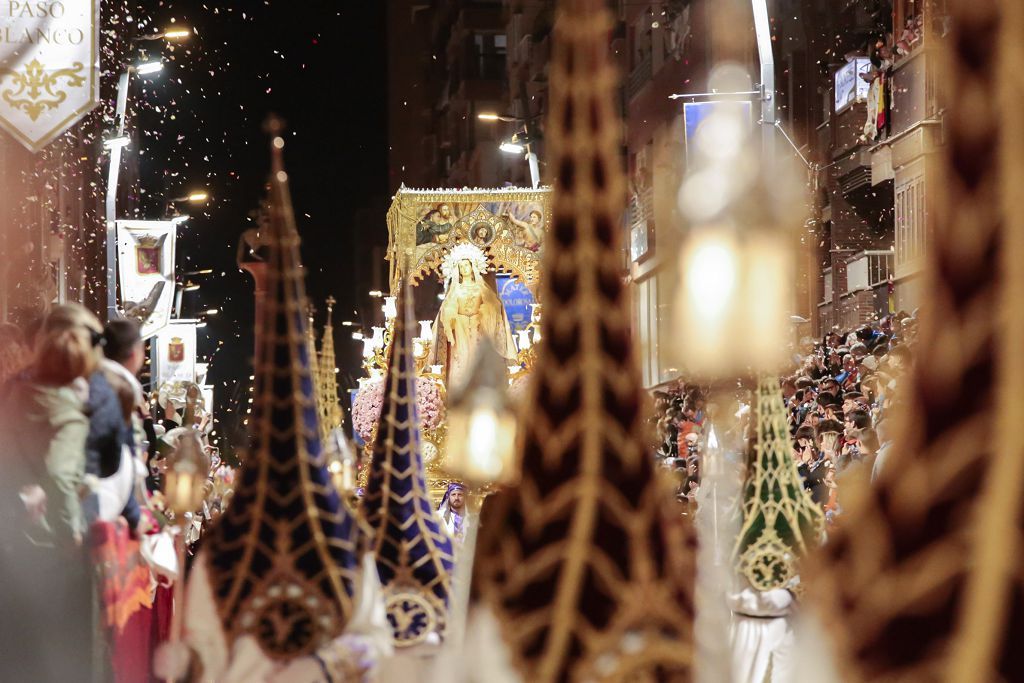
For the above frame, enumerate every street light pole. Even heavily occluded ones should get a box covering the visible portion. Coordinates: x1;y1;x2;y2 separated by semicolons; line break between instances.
102;28;188;323
751;0;775;162
481;112;542;188
104;69;132;321
525;143;540;189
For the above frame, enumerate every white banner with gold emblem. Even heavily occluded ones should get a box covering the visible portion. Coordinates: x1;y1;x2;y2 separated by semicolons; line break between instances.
0;0;100;151
116;220;177;340
152;319;197;389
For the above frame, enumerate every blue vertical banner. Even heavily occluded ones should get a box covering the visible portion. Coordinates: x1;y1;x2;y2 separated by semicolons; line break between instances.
683;100;753;167
497;275;535;334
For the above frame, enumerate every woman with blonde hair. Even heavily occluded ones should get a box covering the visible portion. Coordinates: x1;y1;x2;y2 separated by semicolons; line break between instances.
0;303;103;681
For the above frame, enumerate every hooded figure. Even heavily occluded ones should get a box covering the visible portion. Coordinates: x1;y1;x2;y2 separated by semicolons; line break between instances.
465;1;698;680
360;284;455;653
730;377;825;683
156;119;391;682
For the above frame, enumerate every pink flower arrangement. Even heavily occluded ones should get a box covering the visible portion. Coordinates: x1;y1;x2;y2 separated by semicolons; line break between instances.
352;380;385;442
352;377;447;442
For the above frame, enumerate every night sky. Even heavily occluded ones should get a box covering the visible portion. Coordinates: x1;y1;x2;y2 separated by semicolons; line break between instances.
129;1;388;436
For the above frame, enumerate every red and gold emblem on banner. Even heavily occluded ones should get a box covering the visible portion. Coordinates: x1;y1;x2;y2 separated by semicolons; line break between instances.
167;337;185;363
136;236;162;275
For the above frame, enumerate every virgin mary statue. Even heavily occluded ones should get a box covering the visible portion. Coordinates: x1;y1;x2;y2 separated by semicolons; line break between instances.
429;243;517;389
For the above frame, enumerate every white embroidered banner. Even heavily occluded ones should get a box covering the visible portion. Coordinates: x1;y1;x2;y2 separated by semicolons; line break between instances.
116;220;177;339
0;0;100;151
152;319;197;389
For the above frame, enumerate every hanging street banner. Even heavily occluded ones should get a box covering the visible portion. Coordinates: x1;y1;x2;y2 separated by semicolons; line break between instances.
0;0;100;152
683;100;753;168
152;319;198;390
116;220;177;339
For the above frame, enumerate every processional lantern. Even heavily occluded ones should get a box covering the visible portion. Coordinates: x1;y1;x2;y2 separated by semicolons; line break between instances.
673;63;802;378
445;341;519;487
163;429;210;516
325;427;359;497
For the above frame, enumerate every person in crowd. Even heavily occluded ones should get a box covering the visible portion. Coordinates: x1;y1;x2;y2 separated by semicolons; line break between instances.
0;303;102;681
101;318;147;450
796;419;835;508
781;377;797;402
837;409;871;471
888;344;912;372
817;391;843;423
855;427;881;472
872;417;896;481
837;354;861;390
101;318;167;683
794;425;817;466
438;481;471;545
841;391;867;415
80;318;141;533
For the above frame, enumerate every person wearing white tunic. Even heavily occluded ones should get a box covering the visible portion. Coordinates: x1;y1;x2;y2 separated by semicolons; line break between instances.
156;125;394;682
167;552;391;682
729;584;797;683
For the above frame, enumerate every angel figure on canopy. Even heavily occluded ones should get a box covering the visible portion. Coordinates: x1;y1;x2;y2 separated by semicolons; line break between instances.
428;243;517;389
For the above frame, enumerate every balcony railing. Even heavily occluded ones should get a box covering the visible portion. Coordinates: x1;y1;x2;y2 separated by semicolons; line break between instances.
845;249;894;293
628;187;654;230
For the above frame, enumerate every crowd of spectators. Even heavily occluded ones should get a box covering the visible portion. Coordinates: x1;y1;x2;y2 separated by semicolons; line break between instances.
0;305;230;682
652;312;918;520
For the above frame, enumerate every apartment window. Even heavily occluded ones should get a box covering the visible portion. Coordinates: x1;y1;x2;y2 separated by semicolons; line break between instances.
637;276;659;387
894;0;949;52
471;33;507;80
631;11;653;69
895;171;927;275
655;266;677;384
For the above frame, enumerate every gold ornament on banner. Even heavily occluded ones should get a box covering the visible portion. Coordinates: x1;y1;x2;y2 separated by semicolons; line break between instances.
472;1;697;680
0;59;86;121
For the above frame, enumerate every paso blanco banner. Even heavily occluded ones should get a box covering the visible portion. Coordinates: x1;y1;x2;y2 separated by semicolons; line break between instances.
116;220;177;339
152;319;198;390
0;0;100;151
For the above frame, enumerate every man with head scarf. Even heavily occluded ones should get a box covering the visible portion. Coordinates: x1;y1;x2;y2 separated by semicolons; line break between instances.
437;482;470;545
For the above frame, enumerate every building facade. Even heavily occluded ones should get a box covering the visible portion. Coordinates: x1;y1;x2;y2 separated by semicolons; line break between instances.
807;0;946;334
389;0;939;384
388;0;522;192
0;16;148;327
621;0;708;388
0;129;104;324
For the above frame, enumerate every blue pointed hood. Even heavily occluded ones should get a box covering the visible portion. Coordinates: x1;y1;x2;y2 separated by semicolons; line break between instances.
203;118;362;661
359;284;455;645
